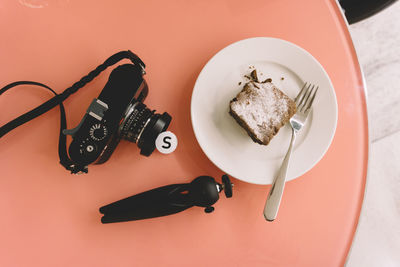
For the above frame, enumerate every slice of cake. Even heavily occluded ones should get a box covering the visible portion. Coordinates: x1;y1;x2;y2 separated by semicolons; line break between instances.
229;75;296;145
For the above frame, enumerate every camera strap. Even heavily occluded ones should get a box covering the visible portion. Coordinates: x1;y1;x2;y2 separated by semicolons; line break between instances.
0;50;145;173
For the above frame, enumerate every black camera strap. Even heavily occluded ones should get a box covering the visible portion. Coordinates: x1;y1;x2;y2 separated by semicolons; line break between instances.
0;50;145;173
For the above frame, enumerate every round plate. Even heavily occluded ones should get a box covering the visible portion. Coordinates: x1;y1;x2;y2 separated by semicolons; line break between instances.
191;37;338;185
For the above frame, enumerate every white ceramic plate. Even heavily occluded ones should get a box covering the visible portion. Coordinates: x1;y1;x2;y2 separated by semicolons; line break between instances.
191;37;337;185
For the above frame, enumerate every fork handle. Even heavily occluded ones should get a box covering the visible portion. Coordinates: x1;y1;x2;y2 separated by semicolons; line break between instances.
263;128;296;221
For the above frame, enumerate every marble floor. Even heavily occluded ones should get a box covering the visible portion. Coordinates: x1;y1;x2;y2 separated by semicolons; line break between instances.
346;2;400;266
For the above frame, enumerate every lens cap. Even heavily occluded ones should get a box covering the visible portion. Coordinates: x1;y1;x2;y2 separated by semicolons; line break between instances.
222;175;233;198
138;112;172;156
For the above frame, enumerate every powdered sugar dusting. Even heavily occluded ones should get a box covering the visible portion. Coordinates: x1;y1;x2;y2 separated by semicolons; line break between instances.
230;81;294;144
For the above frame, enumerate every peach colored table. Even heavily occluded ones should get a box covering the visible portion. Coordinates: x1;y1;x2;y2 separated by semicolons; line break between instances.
0;0;368;266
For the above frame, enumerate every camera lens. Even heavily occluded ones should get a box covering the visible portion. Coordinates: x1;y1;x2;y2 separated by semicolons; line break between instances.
120;101;171;156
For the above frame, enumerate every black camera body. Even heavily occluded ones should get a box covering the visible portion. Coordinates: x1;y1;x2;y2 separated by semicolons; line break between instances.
64;63;171;169
0;50;170;173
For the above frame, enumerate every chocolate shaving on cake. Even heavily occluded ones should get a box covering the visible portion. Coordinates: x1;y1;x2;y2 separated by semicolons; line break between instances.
261;78;272;83
250;70;259;82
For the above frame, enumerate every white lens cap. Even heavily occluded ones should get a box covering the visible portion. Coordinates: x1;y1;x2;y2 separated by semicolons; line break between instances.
155;131;178;154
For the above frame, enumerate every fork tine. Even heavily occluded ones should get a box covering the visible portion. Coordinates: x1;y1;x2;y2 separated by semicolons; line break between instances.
299;84;314;112
295;83;308;106
303;85;318;112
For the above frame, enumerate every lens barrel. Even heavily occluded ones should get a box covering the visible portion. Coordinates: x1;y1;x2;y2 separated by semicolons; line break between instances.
138;112;171;156
120;102;171;156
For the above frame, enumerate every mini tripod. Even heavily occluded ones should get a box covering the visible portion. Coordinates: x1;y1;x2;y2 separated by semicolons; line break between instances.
100;175;233;223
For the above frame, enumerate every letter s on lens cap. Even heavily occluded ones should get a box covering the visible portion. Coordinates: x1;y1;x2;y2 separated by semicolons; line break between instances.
155;131;177;154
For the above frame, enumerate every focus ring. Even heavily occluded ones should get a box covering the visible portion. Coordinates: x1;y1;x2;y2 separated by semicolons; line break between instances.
120;102;152;143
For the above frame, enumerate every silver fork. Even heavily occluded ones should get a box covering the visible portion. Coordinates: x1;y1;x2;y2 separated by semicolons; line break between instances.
263;83;318;221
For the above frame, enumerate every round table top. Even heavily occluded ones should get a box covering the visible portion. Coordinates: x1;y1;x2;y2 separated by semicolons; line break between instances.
0;0;368;266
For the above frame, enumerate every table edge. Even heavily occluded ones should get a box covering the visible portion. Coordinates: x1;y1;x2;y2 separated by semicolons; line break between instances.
331;1;371;266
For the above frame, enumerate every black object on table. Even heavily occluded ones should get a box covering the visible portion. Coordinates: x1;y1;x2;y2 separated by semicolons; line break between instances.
340;0;397;24
99;175;233;223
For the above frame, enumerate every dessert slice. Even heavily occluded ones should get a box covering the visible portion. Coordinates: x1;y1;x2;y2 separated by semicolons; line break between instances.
229;78;296;145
